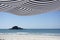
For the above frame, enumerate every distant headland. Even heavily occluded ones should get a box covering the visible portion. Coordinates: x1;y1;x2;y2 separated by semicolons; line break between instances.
10;26;23;30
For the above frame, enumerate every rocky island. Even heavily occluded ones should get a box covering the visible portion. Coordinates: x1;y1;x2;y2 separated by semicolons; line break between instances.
10;26;23;30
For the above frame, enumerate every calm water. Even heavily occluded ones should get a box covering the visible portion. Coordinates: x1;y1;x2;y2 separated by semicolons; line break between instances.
0;29;60;36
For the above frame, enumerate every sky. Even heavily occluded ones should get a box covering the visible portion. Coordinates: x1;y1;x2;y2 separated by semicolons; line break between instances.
0;10;60;29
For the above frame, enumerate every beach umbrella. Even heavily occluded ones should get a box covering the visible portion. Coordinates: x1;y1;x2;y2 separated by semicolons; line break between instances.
0;0;60;16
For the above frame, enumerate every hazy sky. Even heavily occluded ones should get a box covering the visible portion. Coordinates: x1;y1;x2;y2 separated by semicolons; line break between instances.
0;10;60;29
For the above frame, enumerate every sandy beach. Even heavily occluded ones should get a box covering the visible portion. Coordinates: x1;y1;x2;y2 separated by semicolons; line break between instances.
0;34;60;40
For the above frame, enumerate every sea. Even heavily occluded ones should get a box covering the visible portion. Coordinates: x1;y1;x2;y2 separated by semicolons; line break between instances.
0;29;60;36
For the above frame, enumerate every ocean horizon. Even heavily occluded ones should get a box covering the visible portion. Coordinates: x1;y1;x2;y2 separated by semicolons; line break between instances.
0;29;60;36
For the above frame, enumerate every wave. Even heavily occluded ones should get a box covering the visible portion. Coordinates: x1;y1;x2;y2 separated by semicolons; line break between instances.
31;33;60;36
0;32;29;35
0;32;60;36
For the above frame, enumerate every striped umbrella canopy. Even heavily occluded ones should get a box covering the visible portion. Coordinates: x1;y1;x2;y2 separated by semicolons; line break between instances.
0;0;60;16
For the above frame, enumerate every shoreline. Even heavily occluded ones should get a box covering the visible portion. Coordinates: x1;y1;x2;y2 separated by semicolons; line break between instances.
0;32;60;36
0;34;60;40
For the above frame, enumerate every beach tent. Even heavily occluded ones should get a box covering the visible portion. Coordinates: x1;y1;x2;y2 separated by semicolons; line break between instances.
0;0;60;16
